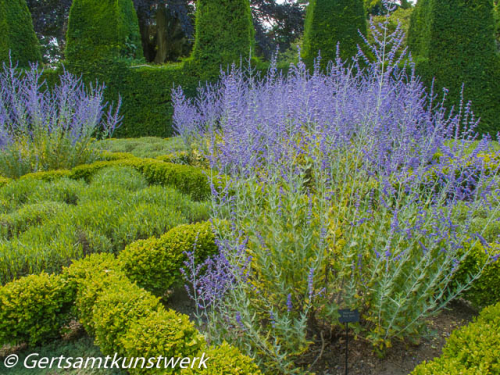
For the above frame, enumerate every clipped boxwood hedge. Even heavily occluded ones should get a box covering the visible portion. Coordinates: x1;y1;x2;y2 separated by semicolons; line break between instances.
119;221;219;296
19;157;214;201
302;0;367;67
0;0;41;68
0;272;75;346
412;302;500;374
452;242;500;308
0;176;11;187
66;253;258;374
183;342;263;375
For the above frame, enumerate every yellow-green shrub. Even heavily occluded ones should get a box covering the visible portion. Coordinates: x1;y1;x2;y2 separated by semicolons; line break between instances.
412;302;500;374
452;242;500;308
119;221;218;296
97;150;136;161
122;309;204;374
69;158;211;201
156;152;190;165
0;176;10;187
20;169;72;181
2;252;260;373
92;278;163;355
183;342;262;375
62;253;123;332
0;272;75;346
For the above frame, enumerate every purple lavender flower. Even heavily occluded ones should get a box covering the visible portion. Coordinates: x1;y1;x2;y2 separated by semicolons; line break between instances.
286;293;293;313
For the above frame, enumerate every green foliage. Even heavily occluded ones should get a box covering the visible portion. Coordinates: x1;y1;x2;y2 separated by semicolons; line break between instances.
408;0;500;135
92;278;163;355
183;342;262;375
119;221;218;296
452;242;500;308
98;137;187;159
64;253;250;374
97;150;136;161
90;166;147;191
122;310;204;374
69;158;213;201
19;170;73;182
0;176;10;187
64;254;124;333
189;0;255;79
0;166;207;284
65;0;143;64
302;0;367;67
0;202;67;239
156;152;191;165
0;272;75;346
412;302;500;374
2;251;259;372
0;0;41;67
51;60;200;138
369;8;413;46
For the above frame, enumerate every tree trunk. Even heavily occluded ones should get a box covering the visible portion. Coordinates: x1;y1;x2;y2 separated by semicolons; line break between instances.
154;4;169;64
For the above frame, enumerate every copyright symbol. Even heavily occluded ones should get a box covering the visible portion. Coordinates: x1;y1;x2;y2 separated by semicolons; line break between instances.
4;354;18;368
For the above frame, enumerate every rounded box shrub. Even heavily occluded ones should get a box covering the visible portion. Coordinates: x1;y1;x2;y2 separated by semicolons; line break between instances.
452;242;500;308
412;302;500;374
0;272;75;346
92;279;162;355
122;309;204;374
119;221;219;296
62;253;123;332
183;342;262;375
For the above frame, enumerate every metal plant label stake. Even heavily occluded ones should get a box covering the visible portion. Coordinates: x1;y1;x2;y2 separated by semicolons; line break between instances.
338;309;360;375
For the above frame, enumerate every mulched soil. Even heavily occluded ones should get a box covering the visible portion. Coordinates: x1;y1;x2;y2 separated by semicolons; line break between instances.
303;300;478;375
166;288;478;375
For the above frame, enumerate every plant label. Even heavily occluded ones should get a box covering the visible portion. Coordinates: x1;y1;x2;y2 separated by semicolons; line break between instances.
338;309;360;323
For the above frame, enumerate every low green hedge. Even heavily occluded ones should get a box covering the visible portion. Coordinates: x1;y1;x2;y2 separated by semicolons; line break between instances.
412;302;500;374
452;242;500;308
183;342;263;375
0;176;10;187
17;157;213;202
0;272;75;346
119;221;219;296
68;253;257;374
92;276;165;355
69;158;212;201
122;310;204;374
98;150;136;161
19;170;72;181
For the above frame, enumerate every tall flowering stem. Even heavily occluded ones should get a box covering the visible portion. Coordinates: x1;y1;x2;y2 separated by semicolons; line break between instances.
177;17;500;373
0;60;121;178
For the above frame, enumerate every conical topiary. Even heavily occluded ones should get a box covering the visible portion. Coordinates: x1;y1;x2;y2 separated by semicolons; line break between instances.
189;0;255;79
0;0;42;68
409;0;500;135
302;0;367;68
65;0;143;65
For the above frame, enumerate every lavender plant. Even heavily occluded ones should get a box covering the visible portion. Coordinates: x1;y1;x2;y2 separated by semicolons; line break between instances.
177;17;500;374
0;60;121;178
